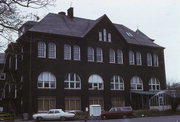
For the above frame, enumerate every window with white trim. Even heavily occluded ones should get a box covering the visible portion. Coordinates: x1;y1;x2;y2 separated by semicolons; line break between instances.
136;52;142;65
108;33;112;42
89;97;104;110
87;47;94;62
64;73;81;89
103;29;107;42
109;49;115;63
73;45;80;61
153;54;159;67
149;77;160;91
64;44;71;60
147;53;152;66
48;43;56;59
37;72;56;89
129;51;135;65
130;76;143;90
38;41;46;58
96;48;103;62
99;32;103;41
117;50;123;64
110;75;124;90
88;74;104;90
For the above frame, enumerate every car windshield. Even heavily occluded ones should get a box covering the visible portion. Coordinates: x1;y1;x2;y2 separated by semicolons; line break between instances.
48;111;54;114
121;107;132;111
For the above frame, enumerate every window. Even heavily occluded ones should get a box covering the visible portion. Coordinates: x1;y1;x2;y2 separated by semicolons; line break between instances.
87;47;94;62
126;32;133;37
64;73;81;89
64;44;71;60
149;77;160;91
48;43;56;59
38;96;56;112
89;97;104;110
109;49;115;63
96;48;103;62
153;54;159;67
15;55;17;70
117;50;123;64
130;76;143;90
108;33;112;42
99;32;103;41
136;52;142;65
88;74;104;90
112;97;125;107
129;51;135;65
37;72;56;89
103;29;107;42
73;45;80;61
110;75;124;90
65;97;81;111
147;53;152;66
38;41;46;58
0;73;6;80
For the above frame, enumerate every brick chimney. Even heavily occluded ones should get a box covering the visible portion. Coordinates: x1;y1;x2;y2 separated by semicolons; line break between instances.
67;7;74;18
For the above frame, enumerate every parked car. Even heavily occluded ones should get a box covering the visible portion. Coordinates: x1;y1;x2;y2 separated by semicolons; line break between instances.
32;109;75;121
101;106;133;119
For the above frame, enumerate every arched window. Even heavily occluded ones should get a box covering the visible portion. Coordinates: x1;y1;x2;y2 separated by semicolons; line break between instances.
117;50;123;64
64;44;71;60
153;54;159;67
38;41;46;58
136;52;142;65
149;77;160;91
48;43;56;59
88;74;104;90
129;51;134;65
130;76;143;90
147;53;152;66
87;47;94;62
64;73;81;89
96;48;103;62
110;75;124;90
109;49;115;63
73;45;80;61
37;72;56;89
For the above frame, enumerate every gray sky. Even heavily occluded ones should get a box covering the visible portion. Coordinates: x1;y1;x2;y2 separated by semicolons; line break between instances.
14;0;180;83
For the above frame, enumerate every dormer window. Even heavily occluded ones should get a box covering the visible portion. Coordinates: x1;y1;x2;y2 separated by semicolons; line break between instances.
126;32;133;37
99;28;112;42
103;29;107;41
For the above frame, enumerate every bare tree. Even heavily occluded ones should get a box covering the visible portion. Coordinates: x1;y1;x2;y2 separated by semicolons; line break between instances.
0;0;55;50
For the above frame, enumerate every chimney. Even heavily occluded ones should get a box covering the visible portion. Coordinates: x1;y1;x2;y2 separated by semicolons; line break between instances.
67;7;74;18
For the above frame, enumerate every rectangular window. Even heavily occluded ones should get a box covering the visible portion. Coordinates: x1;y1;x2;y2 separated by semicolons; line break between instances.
147;53;152;66
103;29;107;42
64;45;71;60
38;42;46;58
15;55;18;70
99;32;102;41
112;97;125;107
153;54;159;67
0;73;6;80
136;52;142;65
88;47;94;62
109;49;115;63
108;33;111;42
89;97;104;110
96;48;103;62
37;96;56;112
73;46;80;61
65;97;81;111
129;51;135;65
48;43;56;59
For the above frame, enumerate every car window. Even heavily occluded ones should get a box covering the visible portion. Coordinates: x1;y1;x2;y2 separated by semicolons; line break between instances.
109;108;115;112
48;111;54;114
117;107;121;111
121;107;132;111
55;110;60;113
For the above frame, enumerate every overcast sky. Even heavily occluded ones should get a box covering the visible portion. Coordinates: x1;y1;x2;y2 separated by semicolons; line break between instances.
10;0;180;83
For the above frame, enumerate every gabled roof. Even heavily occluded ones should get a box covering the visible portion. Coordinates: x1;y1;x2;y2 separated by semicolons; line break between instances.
29;13;163;48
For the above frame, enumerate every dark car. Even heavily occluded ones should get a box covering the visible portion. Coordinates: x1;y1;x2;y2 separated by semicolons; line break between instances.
101;106;133;119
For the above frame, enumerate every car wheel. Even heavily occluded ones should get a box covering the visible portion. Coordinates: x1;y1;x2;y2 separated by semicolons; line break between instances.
101;115;106;120
60;117;66;121
36;117;43;121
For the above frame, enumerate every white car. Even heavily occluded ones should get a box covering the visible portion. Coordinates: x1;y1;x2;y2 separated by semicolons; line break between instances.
32;109;75;121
